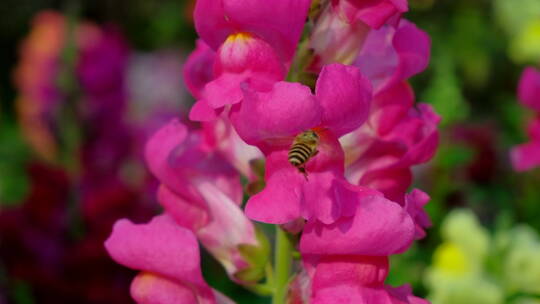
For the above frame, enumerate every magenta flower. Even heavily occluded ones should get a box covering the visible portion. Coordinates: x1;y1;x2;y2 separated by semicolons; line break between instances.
297;189;426;302
231;64;372;224
307;256;428;303
105;215;233;304
310;4;371;69
299;186;415;256
145;119;266;282
189;0;311;121
339;20;437;202
332;0;408;29
342;89;440;202
183;39;216;100
511;67;540;171
354;19;430;95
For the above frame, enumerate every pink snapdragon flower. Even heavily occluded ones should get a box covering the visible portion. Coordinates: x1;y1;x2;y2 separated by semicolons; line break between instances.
333;0;408;29
105;215;233;304
340;19;437;202
342;86;440;202
231;63;372;224
354;19;430;95
189;0;311;121
145;119;267;282
511;67;540;171
183;40;265;180
296;188;428;303
309;0;410;70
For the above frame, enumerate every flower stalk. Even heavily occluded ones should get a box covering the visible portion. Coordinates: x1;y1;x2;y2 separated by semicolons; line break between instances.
273;226;293;304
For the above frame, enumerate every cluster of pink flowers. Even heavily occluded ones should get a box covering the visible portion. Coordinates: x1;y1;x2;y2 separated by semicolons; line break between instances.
106;0;439;303
511;67;540;171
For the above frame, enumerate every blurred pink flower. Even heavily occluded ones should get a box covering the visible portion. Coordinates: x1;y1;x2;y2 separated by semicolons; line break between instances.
512;67;540;171
105;215;233;304
518;67;540;112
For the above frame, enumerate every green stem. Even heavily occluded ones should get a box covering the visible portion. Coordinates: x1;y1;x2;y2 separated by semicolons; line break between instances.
272;226;293;304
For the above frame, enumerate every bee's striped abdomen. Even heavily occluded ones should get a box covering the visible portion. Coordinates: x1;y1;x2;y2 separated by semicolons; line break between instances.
288;143;313;167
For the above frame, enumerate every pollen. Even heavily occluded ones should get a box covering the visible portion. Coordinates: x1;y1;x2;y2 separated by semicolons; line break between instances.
225;32;252;43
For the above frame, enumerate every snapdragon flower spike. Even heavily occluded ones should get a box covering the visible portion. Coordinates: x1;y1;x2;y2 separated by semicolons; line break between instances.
105;215;233;304
333;0;408;29
354;19;430;95
511;67;540;171
145;119;264;282
341;82;440;202
189;0;311;121
231;64;372;224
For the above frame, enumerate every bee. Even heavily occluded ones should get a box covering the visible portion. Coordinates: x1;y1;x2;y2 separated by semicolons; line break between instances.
288;130;320;178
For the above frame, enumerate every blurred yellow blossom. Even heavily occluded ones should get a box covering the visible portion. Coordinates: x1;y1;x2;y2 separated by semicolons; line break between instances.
426;209;540;304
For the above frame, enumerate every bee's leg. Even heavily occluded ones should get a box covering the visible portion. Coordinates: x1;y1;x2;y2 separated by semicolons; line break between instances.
298;167;309;181
312;150;319;157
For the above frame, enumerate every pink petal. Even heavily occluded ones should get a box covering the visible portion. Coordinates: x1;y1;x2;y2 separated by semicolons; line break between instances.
334;0;407;29
518;67;540;112
300;190;415;256
201;35;286;110
404;189;431;239
190;99;218;121
157;185;208;231
195;182;258;276
369;82;414;136
104;215;214;301
194;0;311;64
202;74;246;109
310;5;371;69
145;119;241;205
356;1;403;29
511;140;540;171
230;81;322;150
316;64;372;137
183;40;215;99
355;20;430;94
130;272;199;304
245;133;348;224
245;162;304;224
358;168;412;203
385;284;430;304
